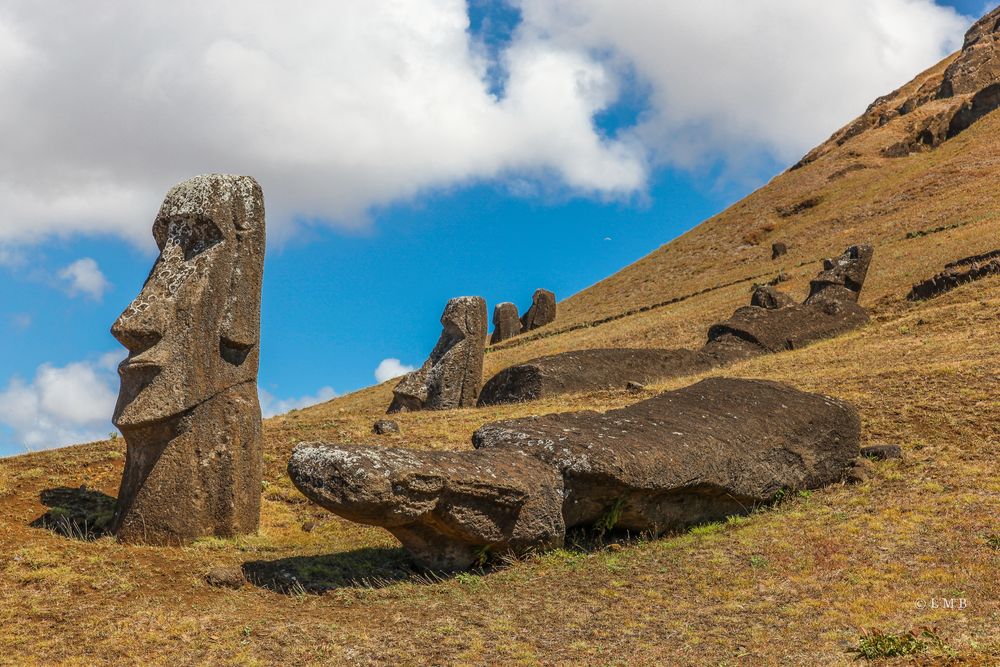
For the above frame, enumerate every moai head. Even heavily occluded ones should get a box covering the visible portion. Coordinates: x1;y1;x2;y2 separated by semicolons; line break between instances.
111;174;265;429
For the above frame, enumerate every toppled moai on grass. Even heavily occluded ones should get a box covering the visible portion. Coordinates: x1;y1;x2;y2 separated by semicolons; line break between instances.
388;296;487;413
479;245;873;405
908;248;1000;301
289;378;861;570
111;174;265;545
520;288;556;332
490;302;522;344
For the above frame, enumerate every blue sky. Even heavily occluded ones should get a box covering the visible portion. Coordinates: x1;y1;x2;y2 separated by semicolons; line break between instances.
0;1;983;454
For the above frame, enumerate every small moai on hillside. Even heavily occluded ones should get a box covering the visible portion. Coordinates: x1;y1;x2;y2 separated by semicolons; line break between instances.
388;296;487;413
490;302;522;344
110;174;265;545
771;242;788;260
520;289;556;332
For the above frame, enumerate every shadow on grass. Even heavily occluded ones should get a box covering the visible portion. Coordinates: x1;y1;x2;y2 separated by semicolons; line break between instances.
243;547;428;594
30;486;117;540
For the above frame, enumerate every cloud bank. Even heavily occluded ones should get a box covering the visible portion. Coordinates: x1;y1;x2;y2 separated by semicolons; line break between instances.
259;386;338;419
0;1;968;246
375;358;417;384
0;353;121;452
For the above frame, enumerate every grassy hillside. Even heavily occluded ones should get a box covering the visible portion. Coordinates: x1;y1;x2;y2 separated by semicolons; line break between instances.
2;26;1000;667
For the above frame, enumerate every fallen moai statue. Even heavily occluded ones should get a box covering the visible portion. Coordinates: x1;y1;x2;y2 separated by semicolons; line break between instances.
388;296;487;413
289;377;861;570
479;245;872;405
520;289;556;332
908;248;1000;301
490;302;522;344
111;174;265;545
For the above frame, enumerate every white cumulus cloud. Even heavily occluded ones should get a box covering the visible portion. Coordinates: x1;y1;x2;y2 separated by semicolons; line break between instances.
0;1;971;247
0;352;122;452
259;386;338;418
375;358;417;384
517;0;969;171
58;257;111;300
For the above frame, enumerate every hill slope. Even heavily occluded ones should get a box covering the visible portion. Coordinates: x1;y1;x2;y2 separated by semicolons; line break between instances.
2;8;1000;666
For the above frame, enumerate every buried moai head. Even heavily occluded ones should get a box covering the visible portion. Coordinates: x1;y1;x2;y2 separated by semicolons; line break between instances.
111;174;265;429
806;244;873;304
389;296;487;412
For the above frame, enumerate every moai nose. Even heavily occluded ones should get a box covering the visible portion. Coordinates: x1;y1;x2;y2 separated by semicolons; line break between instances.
111;288;165;356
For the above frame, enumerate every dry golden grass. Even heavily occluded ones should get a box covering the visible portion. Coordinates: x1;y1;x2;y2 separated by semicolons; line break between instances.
2;51;1000;666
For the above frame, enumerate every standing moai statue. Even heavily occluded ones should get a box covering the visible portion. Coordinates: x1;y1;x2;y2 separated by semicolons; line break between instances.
490;302;522;344
388;296;487;413
520;289;556;332
110;174;265;545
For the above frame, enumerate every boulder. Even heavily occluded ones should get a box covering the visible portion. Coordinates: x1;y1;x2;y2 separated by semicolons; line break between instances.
206;566;247;589
373;419;400;435
520;289;556;332
110;174;265;545
388;296;487;413
478;348;715;406
290;378;861;569
771;242;788;260
288;444;565;570
490;302;522;344
750;284;795;310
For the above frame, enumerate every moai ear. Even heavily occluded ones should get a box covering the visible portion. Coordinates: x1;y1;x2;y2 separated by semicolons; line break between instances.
219;177;265;366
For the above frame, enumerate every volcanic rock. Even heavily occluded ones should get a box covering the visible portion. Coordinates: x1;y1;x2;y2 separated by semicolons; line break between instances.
110;174;265;545
480;245;873;406
288;444;565;570
290;379;861;569
477;348;715;406
908;249;1000;300
771;242;788;259
388;296;487;413
750;284;795;310
206;566;247;589
490;302;522;344
373;419;400;435
861;444;903;460
474;378;861;532
520;289;556;331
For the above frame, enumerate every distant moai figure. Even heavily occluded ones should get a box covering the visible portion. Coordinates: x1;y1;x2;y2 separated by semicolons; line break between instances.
771;242;788;260
388;296;487;413
490;302;522;344
520;289;556;332
111;174;265;545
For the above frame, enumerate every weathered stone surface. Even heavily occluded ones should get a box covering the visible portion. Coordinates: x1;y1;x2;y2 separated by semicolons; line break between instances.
480;246;873;406
490;302;522;344
111;174;265;545
388;296;487;413
771;242;788;259
705;299;869;354
290;379;860;569
750;284;795;310
520;289;556;331
477;348;715;406
288;444;565;570
373;419;400;435
806;244;873;304
475;378;861;532
625;381;646;394
908;249;1000;300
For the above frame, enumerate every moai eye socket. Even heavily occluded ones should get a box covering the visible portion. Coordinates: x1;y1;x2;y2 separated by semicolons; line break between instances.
153;215;224;261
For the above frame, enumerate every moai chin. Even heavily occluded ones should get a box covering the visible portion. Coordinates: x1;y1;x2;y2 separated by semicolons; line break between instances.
110;174;265;545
